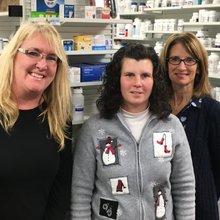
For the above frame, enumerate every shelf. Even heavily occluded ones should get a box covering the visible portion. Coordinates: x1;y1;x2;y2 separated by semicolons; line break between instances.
120;6;182;16
209;75;220;86
114;36;153;41
66;50;116;55
183;22;220;26
144;30;181;34
144;6;182;12
205;47;220;52
119;4;220;16
182;4;220;10
29;17;132;26
70;81;102;87
114;37;147;41
119;11;151;16
60;18;132;25
209;75;220;79
0;11;8;17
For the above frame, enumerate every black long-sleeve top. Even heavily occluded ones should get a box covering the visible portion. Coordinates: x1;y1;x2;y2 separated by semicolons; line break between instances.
0;106;72;220
177;96;220;220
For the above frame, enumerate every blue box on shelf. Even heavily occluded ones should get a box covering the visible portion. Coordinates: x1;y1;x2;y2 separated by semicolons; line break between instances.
76;63;107;82
92;45;106;50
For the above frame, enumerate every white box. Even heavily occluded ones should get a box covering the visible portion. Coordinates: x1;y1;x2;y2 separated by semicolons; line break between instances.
85;6;96;19
69;67;81;83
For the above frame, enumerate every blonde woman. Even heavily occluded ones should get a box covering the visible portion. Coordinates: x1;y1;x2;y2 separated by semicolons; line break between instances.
0;21;72;220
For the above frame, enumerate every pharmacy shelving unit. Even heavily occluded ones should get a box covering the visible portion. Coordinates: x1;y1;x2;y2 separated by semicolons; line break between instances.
49;17;131;119
0;11;21;39
118;3;220;37
0;0;31;40
58;17;132;118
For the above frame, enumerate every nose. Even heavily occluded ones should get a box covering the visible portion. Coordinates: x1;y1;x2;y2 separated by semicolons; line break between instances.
134;76;142;87
35;57;48;70
178;60;187;69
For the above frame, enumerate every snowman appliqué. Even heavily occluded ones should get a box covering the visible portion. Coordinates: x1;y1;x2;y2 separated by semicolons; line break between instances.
99;137;119;166
153;184;167;220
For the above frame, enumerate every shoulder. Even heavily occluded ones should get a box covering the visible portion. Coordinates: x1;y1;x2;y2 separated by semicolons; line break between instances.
202;96;220;107
152;113;185;133
165;113;183;127
202;97;220;117
84;113;104;126
81;113;112;132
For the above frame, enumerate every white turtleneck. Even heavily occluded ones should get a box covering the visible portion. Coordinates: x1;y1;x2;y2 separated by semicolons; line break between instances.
120;108;150;143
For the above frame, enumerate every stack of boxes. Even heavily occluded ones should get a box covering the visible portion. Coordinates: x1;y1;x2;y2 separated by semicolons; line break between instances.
69;63;107;83
30;0;110;19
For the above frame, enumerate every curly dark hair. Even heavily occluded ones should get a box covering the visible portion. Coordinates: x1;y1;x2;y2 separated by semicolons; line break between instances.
96;43;171;119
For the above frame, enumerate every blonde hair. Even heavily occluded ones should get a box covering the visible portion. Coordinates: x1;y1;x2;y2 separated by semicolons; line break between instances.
160;32;211;97
0;21;72;149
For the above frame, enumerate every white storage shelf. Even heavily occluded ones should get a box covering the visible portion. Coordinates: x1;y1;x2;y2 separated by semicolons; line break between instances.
182;4;220;10
144;30;181;34
119;4;220;17
114;36;153;41
183;22;220;26
66;50;116;56
29;17;132;26
0;11;8;17
205;47;220;52
70;81;102;87
60;18;132;25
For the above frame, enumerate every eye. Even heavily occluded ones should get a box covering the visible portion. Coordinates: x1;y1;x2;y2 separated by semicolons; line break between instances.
26;50;40;57
170;56;180;62
185;57;196;64
124;72;134;77
141;73;151;78
46;54;59;62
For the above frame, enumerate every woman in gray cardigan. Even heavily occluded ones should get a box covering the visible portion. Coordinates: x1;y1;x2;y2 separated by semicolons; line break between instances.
71;44;195;220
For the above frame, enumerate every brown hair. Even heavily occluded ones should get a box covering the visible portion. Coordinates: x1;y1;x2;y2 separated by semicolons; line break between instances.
160;32;212;97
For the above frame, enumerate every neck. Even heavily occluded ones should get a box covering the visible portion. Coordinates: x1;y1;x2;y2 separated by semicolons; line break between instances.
13;93;43;110
171;88;193;115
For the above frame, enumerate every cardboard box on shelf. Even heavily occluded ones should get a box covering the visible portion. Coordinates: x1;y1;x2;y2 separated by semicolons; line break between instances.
76;63;107;82
73;5;85;18
85;6;96;19
92;35;106;50
73;35;93;51
59;4;74;18
30;0;64;17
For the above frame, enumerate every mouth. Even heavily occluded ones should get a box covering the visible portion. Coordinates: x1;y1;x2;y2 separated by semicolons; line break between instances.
131;91;142;94
175;72;189;77
29;72;45;80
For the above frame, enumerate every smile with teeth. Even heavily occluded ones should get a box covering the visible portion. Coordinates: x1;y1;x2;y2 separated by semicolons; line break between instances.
30;72;44;79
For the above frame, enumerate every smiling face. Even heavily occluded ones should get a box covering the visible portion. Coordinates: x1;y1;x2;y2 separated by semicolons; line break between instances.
120;57;153;113
13;33;58;102
168;43;198;91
